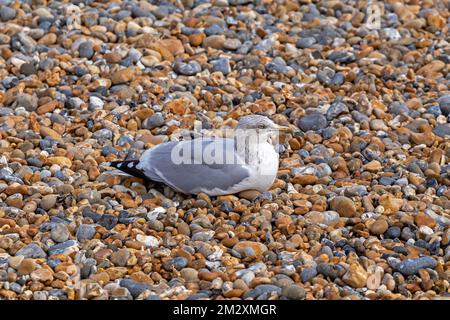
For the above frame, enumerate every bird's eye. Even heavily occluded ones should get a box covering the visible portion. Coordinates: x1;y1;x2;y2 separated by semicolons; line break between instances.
257;124;267;129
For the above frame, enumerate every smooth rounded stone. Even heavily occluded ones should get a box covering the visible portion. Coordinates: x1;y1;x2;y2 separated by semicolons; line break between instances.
322;211;340;225
65;97;84;109
211;58;231;74
282;285;306;300
33;291;48;300
351;111;369;123
396;257;437;276
136;234;159;248
142;113;165;129
203;34;226;49
384;226;401;239
119;279;150;298
39;58;54;70
15;94;38;111
330;72;345;86
204;24;224;36
148;219;164;232
328;51;355;64
76;225;96;241
330;196;356;218
233;241;268;259
89;96;104;110
433;124;450;138
389;102;411;117
173;61;202;76
380;28;401;41
438;94;450;116
326;101;348;120
316;263;346;279
344;185;368;197
191;230;214;242
297;113;327;131
20;63;37;76
401;227;415;241
243;284;282;299
15;243;46;259
40;194;58;211
171;256;188;270
51;223;70;243
10;282;22;294
379;176;396;186
0;6;16;21
50;113;66;124
223;38;241;50
369;219;389;235
301;267;318;283
296;37;316;48
181;268;198;282
0;107;13;116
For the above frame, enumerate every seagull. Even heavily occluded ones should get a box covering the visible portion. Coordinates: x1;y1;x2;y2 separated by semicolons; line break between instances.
103;115;291;196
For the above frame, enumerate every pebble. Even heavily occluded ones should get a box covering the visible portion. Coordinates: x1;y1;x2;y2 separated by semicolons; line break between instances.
76;224;96;241
110;249;130;267
211;58;231;75
79;41;94;59
369;219;389;235
89;96;104;110
396;257;438;276
173;61;202;76
330;196;356;218
119;279;150;298
0;6;16;21
98;214;118;230
300;268;318;283
51;224;70;243
437;95;450;116
15;244;46;259
281;285;306;300
385;226;401;239
297;113;327;131
15;94;38;112
40;195;58;211
142;113;165;130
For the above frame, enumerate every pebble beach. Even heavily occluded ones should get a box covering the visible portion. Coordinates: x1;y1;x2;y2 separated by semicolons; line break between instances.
0;0;449;300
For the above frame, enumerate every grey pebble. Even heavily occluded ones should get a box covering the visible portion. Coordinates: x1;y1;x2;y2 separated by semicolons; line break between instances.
142;113;165;130
297;113;328;131
15;243;47;259
396;257;437;276
15;94;38;111
79;41;94;59
76;224;96;241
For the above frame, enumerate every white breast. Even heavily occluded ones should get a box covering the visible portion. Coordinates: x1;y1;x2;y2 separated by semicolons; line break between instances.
226;142;279;194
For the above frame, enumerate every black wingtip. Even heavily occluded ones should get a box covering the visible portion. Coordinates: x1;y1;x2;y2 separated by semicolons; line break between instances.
106;160;150;182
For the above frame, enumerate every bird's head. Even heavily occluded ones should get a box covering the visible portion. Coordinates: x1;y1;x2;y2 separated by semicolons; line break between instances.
236;115;291;143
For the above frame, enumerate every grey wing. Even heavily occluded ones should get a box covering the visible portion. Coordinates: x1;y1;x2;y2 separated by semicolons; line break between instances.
137;138;251;194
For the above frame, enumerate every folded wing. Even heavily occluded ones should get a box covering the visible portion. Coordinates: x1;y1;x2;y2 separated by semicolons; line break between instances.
137;138;251;194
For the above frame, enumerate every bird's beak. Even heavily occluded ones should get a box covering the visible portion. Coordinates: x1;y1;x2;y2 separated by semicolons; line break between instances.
277;126;292;133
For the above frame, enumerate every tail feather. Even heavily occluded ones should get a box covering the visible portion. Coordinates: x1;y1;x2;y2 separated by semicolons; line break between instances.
103;160;150;182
